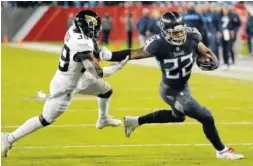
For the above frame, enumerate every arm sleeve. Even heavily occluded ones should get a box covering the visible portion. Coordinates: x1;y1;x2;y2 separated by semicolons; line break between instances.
110;49;131;62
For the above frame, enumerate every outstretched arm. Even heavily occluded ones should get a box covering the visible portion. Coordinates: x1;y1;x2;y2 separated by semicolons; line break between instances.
76;51;129;78
99;47;153;62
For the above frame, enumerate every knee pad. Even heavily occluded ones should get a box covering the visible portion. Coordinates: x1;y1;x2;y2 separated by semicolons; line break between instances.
39;114;51;126
97;89;113;98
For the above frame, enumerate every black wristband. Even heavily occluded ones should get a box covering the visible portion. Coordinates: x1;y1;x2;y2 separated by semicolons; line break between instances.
110;49;131;62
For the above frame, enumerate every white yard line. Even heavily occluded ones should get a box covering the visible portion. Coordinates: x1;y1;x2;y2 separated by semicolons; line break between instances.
13;143;253;149
2;121;253;129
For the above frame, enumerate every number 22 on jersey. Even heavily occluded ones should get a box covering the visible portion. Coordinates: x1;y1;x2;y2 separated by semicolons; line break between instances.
163;53;193;79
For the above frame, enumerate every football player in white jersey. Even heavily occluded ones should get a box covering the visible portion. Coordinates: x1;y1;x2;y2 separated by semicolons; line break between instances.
1;10;128;158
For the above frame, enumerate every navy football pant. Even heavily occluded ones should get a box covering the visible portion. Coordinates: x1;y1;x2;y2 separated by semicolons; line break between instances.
139;82;225;151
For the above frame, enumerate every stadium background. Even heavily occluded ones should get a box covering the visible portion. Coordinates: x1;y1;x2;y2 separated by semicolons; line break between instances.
1;1;253;166
1;1;251;42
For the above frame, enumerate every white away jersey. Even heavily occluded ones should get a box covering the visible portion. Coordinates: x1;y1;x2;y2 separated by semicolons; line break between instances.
52;25;95;90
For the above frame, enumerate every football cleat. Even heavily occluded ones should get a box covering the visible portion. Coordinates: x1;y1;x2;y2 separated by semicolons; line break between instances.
96;116;122;129
216;148;245;160
1;132;13;158
123;116;139;137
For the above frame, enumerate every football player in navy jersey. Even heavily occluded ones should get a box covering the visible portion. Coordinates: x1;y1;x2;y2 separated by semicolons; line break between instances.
99;11;244;159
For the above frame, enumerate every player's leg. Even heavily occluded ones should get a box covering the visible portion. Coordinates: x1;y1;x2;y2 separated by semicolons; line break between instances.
174;87;244;159
124;82;185;137
2;93;72;158
124;107;185;137
76;74;121;129
1;81;73;158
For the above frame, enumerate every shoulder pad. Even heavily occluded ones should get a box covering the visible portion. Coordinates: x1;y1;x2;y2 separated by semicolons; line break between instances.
187;27;202;43
67;35;94;52
144;35;161;50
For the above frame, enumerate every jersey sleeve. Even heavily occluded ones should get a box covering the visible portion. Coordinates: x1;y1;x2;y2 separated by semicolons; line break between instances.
143;35;161;56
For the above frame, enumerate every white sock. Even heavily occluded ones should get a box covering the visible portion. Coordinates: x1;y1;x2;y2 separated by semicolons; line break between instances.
218;147;229;153
97;97;109;120
7;116;43;144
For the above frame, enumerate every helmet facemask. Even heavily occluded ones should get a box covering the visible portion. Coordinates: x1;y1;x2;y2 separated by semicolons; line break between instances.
94;23;102;38
161;23;187;46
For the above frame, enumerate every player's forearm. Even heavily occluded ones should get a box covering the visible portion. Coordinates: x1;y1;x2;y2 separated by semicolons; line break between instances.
82;60;103;78
206;50;218;62
108;48;151;62
101;56;129;77
129;47;152;59
102;64;122;77
198;42;219;62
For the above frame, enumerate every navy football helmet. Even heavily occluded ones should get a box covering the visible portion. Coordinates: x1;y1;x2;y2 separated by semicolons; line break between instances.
160;12;187;46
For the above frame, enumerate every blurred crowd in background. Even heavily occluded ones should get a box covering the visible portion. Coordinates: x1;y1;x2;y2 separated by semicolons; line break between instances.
2;1;236;8
130;2;252;69
2;1;253;69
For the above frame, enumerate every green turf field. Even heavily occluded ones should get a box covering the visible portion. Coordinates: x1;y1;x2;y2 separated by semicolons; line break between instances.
1;44;253;166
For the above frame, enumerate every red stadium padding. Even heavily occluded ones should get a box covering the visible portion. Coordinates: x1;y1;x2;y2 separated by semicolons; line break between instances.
24;5;178;41
23;5;248;42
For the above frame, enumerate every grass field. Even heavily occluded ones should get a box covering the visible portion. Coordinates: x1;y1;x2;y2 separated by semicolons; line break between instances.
1;44;253;166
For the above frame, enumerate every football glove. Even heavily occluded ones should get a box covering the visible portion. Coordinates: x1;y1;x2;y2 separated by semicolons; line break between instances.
99;47;112;60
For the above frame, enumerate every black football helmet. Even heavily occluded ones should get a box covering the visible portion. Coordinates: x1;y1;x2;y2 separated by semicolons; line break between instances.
74;10;101;38
160;11;187;46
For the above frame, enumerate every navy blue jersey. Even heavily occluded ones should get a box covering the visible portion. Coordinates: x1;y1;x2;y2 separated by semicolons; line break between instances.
144;27;202;89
